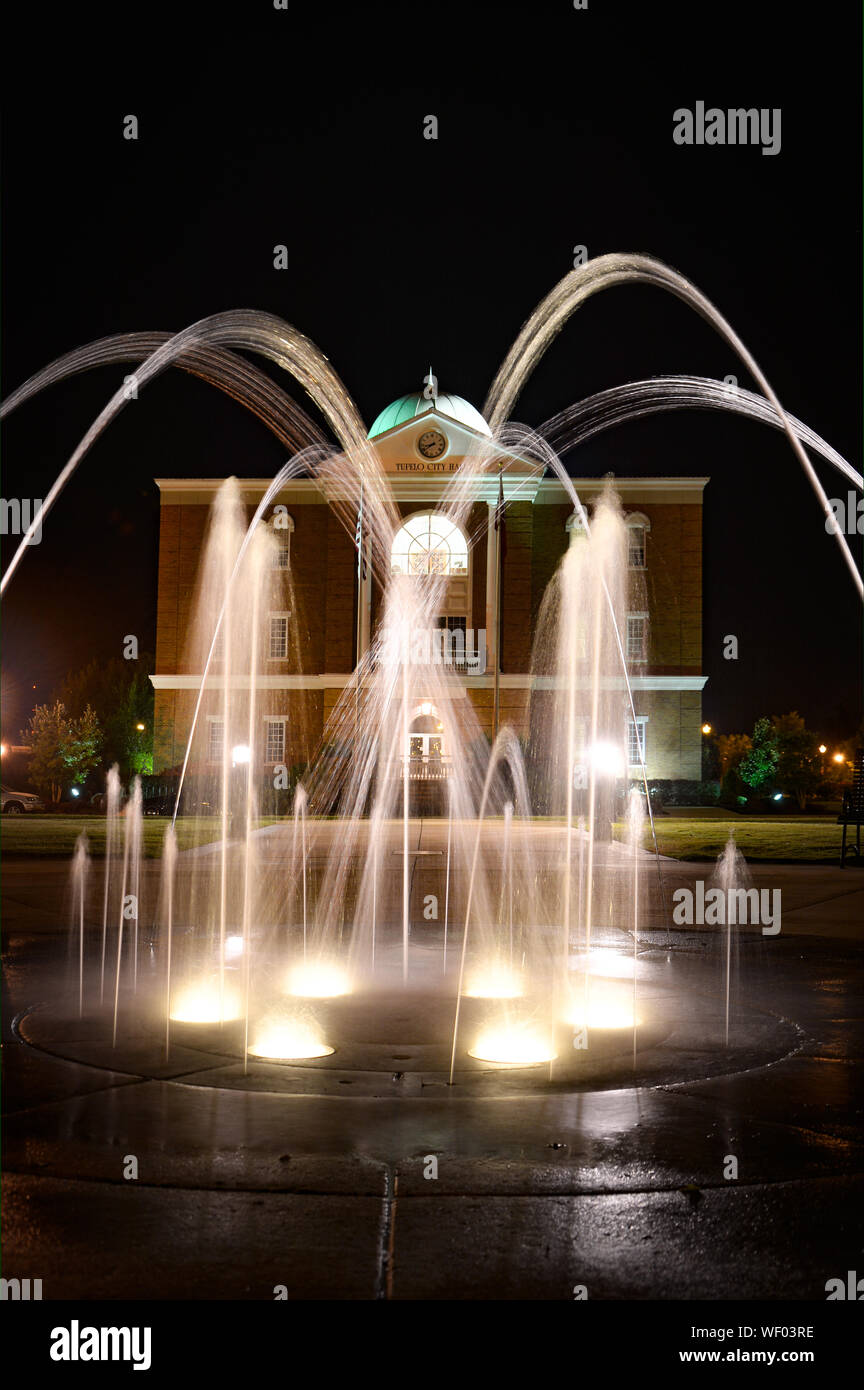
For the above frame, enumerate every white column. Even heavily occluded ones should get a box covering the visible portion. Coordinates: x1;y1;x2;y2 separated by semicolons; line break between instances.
485;502;498;675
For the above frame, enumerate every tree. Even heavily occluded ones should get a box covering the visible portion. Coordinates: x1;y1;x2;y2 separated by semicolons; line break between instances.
54;655;153;782
738;717;778;795
63;706;103;788
25;702;68;803
716;732;752;778
771;711;821;810
24;701;103;802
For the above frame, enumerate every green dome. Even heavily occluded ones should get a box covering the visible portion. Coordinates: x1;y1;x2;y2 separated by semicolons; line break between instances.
368;391;492;440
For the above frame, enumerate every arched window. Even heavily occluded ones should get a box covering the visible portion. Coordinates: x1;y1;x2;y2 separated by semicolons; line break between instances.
625;512;651;569
390;512;469;577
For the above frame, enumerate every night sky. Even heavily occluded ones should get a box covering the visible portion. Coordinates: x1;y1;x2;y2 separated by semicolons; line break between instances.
2;2;861;748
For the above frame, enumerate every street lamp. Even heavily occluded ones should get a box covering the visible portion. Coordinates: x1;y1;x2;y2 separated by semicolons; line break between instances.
818;744;827;755
135;722;145;732
832;752;845;764
701;723;712;735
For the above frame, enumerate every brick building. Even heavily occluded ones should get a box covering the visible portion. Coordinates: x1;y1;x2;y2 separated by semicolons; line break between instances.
151;391;706;782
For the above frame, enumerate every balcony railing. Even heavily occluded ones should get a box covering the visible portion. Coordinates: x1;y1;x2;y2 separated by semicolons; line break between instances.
400;756;454;781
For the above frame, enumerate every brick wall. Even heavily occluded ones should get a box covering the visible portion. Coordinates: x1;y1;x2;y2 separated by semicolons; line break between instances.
153;490;703;779
500;502;533;672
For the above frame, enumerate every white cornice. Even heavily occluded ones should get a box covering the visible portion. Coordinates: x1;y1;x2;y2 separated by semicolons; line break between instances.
151;673;707;692
155;476;709;506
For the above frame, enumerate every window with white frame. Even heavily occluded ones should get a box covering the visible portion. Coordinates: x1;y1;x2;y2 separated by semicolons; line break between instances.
626;613;648;662
271;510;294;569
627;717;647;768
626;512;650;569
269;613;289;659
207;717;225;764
264;718;286;764
390;513;469;577
436;614;468;667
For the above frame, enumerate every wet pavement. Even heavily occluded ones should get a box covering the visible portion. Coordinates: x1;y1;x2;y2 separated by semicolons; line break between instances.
2;834;863;1300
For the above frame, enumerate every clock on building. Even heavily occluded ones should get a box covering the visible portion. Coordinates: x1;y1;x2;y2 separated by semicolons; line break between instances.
417;428;447;460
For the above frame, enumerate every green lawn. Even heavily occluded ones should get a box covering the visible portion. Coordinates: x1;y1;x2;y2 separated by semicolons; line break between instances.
0;812;849;863
0;815;279;859
614;815;846;862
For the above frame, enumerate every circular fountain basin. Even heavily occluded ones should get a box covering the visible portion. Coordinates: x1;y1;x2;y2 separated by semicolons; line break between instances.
18;965;803;1099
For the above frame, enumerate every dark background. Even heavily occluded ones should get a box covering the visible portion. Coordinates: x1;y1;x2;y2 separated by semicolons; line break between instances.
2;1;861;747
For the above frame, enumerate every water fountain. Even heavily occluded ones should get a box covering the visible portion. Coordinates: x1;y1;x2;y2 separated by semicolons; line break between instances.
6;252;858;1093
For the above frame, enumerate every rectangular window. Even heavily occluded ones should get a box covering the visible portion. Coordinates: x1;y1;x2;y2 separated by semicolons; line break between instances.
264;718;285;764
626;614;647;662
436;615;468;668
627;717;647;768
208;718;224;764
273;541;291;570
269;614;289;659
628;527;646;568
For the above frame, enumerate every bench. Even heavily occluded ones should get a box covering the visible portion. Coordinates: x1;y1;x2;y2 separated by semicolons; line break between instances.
838;759;864;867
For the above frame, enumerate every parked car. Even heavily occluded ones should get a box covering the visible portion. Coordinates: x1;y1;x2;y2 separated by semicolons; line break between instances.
1;783;45;814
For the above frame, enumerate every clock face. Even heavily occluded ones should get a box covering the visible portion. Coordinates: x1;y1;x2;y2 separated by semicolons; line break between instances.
417;428;447;460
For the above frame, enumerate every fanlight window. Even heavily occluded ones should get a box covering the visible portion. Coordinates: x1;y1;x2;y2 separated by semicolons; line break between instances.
391;513;469;577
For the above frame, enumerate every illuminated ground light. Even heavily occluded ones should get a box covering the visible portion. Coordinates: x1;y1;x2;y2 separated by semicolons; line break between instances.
564;979;639;1029
570;947;636;978
463;962;524;999
248;1018;334;1060
468;1020;557;1065
170;980;241;1023
286;960;352;998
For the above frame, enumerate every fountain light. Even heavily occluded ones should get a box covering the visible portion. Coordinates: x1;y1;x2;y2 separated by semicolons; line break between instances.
232;744;252;765
463;961;524;998
249;1017;334;1060
564;978;638;1030
224;935;244;959
170;979;241;1023
286;960;352;998
469;1020;556;1065
589;740;625;777
570;947;635;978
